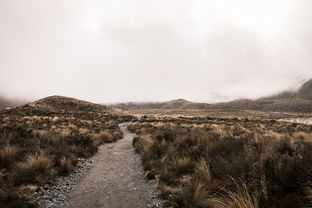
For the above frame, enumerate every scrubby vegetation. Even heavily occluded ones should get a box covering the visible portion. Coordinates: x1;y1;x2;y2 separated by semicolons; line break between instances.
130;117;312;208
0;96;132;207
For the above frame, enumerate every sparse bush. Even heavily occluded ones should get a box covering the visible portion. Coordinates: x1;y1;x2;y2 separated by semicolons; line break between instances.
307;187;312;206
0;145;19;168
0;95;130;207
195;158;212;182
167;157;194;177
130;118;312;208
208;180;259;208
15;153;52;184
58;156;73;175
181;178;211;208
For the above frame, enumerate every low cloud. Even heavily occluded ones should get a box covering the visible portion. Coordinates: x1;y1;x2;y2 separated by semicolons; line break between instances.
0;0;311;103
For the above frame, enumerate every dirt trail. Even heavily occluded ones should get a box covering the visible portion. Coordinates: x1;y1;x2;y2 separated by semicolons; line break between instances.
63;122;161;208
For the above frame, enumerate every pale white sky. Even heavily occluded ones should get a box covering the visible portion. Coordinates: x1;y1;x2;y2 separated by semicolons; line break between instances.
0;0;311;103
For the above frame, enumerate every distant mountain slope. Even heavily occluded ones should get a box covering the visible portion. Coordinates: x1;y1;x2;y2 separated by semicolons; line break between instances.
112;99;210;110
266;79;312;100
208;98;312;113
112;78;312;113
298;79;312;99
161;99;210;109
209;79;312;112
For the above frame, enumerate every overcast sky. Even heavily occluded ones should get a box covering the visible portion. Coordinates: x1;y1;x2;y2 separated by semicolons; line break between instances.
0;0;311;103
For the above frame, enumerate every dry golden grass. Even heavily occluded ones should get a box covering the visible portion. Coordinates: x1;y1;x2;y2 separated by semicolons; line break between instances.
168;157;193;177
0;96;132;207
16;154;52;184
195;158;212;183
131;117;312;208
307;187;312;202
0;145;19;168
189;179;211;208
292;131;312;143
58;156;73;175
208;180;259;208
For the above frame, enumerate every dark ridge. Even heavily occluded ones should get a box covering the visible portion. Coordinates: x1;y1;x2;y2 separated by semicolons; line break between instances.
266;79;312;100
112;78;312;113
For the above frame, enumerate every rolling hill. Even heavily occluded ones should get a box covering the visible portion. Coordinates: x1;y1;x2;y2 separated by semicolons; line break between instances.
112;99;210;110
0;96;132;207
112;78;312;113
265;79;312;100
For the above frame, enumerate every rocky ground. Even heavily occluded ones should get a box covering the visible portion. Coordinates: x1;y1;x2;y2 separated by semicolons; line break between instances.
35;159;92;208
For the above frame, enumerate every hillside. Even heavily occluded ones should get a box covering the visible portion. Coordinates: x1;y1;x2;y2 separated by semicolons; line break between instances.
208;98;312;113
112;99;210;110
209;79;312;112
28;96;122;118
266;79;312;100
0;96;132;207
112;78;312;113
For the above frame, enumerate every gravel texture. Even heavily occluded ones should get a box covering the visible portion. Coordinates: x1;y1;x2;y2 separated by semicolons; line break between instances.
36;122;163;208
35;159;92;208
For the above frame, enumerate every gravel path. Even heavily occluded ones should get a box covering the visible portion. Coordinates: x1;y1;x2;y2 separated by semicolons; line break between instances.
60;122;162;208
36;159;92;208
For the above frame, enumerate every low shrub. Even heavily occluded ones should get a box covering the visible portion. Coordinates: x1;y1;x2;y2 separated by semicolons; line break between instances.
131;119;312;208
58;156;73;175
0;145;19;168
208;180;259;208
15;153;52;184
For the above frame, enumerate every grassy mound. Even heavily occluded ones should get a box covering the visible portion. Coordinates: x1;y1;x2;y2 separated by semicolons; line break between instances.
0;96;132;207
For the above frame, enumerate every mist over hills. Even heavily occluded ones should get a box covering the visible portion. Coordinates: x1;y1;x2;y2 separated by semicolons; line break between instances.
0;95;25;110
265;79;312;100
112;78;312;113
1;78;311;113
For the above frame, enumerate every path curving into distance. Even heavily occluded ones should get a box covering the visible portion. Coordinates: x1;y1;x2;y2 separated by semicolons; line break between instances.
63;122;161;208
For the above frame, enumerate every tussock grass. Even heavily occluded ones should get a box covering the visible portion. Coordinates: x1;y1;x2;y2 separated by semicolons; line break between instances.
0;96;132;207
307;187;312;205
131;117;312;208
167;157;193;177
208;180;259;208
16;153;52;184
188;179;211;208
306;180;312;206
58;156;73;175
195;158;212;183
0;145;19;168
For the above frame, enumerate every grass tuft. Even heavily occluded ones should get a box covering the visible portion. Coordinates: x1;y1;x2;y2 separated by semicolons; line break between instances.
16;153;52;184
0;145;19;168
195;158;212;182
130;117;312;208
58;156;73;175
208;180;259;208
